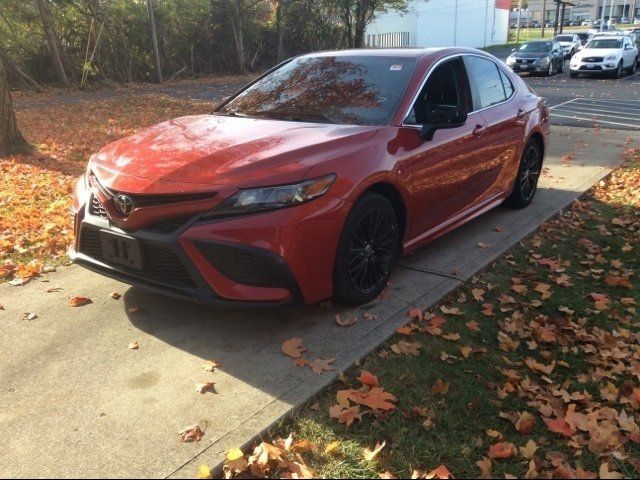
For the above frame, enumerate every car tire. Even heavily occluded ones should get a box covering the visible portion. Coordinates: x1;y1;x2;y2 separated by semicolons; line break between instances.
614;61;623;79
545;62;554;77
504;139;543;209
332;192;400;305
629;58;638;74
558;61;564;74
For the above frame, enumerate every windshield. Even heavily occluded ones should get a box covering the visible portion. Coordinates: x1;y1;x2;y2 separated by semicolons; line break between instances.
587;39;623;48
519;42;552;52
554;36;573;42
217;55;417;125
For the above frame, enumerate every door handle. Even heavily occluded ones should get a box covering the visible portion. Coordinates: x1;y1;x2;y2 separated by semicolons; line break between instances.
472;124;487;137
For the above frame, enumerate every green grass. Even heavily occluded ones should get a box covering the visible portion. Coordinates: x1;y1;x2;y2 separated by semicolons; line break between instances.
264;151;640;478
508;25;591;44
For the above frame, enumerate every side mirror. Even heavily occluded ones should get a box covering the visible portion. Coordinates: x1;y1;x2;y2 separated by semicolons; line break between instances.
420;107;468;141
511;48;517;52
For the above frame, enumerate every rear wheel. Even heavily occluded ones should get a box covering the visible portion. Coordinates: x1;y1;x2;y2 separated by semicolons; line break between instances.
558;60;564;73
505;140;543;209
628;58;638;74
332;193;400;305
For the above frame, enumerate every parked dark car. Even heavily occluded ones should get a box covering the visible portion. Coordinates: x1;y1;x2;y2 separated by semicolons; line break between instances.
506;40;565;76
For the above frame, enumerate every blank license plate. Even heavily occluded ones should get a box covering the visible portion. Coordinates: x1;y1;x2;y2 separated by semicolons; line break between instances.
100;230;143;270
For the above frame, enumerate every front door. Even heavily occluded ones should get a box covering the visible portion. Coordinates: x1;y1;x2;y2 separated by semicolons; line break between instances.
403;57;498;240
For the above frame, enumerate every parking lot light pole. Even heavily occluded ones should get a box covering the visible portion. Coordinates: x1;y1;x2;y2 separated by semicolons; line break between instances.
542;0;547;37
601;0;607;31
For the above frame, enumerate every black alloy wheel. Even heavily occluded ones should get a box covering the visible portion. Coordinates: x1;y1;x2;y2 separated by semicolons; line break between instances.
505;140;543;209
333;193;400;305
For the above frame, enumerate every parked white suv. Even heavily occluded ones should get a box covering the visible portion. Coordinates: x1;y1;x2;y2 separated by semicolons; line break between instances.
554;33;582;58
570;35;639;78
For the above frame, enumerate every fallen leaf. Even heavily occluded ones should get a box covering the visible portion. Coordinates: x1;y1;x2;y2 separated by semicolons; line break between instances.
335;314;358;327
110;292;121;300
282;338;306;359
424;465;454;479
359;370;380;387
363;440;386;462
22;312;37;321
515;412;536;434
309;357;334;375
195;381;215;394
431;379;450;395
519;439;538;459
68;295;92;307
128;341;139;350
201;360;221;372
391;340;422;356
197;465;212;479
488;442;516;459
178;424;205;442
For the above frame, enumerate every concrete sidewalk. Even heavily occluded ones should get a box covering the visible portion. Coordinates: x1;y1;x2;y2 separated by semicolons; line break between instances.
0;127;634;478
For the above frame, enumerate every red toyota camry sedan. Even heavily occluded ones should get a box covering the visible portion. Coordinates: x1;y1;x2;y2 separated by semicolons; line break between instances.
71;48;550;306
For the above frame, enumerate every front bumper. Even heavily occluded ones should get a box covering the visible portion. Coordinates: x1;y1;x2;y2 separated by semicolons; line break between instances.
71;177;351;306
570;61;619;73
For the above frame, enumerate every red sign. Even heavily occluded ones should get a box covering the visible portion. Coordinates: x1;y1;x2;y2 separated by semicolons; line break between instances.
495;0;510;9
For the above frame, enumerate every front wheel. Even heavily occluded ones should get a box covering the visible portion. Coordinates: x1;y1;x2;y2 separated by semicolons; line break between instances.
558;60;564;74
504;140;543;209
545;62;554;77
570;71;579;78
614;61;623;79
332;193;400;305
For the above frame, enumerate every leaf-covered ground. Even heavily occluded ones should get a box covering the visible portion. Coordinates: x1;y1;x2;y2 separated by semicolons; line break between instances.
0;95;210;281
213;148;640;479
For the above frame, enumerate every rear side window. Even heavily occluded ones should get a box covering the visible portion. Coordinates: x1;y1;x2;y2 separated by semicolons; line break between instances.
463;56;509;111
498;69;515;99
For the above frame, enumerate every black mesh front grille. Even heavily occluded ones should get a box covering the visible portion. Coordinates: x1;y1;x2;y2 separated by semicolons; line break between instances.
78;227;195;289
145;216;192;234
196;242;289;288
584;57;603;62
89;196;109;219
79;227;103;258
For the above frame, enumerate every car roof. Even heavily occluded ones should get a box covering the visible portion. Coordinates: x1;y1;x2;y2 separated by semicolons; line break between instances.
299;47;489;60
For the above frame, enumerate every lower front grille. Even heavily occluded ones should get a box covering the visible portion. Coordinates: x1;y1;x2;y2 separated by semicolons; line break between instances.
196;241;290;288
78;227;195;289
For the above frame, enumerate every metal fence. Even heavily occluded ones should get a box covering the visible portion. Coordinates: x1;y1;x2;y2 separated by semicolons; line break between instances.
365;32;411;48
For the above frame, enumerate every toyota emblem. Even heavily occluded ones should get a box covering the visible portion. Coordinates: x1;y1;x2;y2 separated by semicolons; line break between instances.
113;194;134;216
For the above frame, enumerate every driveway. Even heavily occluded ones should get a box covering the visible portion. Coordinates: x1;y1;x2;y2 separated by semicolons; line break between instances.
1;126;634;478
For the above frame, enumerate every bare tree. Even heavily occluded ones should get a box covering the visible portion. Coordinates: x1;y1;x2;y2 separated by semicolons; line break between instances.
146;0;162;83
36;0;71;87
0;56;27;156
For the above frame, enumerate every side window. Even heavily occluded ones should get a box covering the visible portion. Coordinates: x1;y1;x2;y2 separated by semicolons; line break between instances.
404;57;469;125
463;56;508;111
498;68;515;99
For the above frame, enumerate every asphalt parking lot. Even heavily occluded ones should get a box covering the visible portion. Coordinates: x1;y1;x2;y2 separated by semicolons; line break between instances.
497;51;640;130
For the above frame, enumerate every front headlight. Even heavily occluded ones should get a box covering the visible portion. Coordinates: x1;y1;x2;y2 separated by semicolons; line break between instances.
506;55;516;65
203;174;336;219
536;57;551;65
604;55;618;61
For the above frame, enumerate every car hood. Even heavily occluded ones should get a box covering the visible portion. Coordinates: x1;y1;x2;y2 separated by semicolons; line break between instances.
557;41;573;47
89;115;379;193
576;48;622;58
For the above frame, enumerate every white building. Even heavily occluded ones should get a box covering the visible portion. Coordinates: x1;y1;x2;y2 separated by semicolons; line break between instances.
365;0;510;49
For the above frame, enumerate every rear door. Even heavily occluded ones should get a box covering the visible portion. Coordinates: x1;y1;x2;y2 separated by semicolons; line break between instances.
461;55;525;199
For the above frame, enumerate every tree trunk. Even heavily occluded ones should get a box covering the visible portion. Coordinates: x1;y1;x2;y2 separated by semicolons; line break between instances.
146;0;163;83
0;57;27;156
276;1;286;62
229;11;245;73
36;0;70;87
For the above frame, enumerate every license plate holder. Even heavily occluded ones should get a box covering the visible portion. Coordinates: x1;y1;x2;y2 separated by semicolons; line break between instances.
100;230;143;270
585;64;596;69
